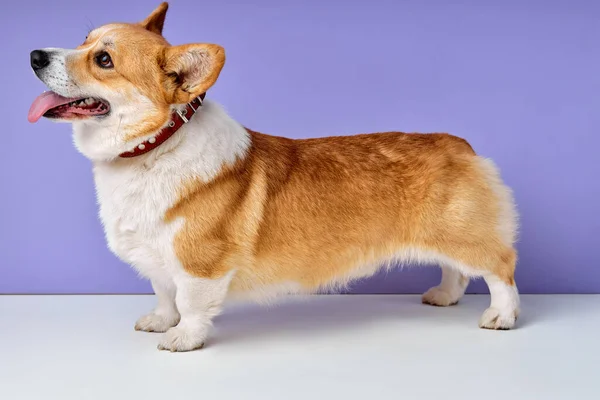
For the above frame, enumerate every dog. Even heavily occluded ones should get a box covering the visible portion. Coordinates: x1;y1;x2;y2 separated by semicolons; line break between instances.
28;3;520;352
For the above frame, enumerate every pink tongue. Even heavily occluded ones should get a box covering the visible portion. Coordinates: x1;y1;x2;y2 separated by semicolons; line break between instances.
28;91;78;123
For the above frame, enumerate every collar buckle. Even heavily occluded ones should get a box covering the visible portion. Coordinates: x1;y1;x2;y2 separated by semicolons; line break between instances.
176;108;189;124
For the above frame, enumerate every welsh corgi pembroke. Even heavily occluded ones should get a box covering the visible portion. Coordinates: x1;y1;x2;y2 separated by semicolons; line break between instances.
28;3;520;352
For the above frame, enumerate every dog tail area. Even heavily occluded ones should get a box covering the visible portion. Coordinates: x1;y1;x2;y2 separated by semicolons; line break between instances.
474;156;519;247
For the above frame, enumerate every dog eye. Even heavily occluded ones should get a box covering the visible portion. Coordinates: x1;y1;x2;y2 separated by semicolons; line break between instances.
96;52;113;69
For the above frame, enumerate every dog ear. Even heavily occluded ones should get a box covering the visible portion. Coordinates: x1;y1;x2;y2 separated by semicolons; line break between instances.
162;44;226;103
140;2;169;35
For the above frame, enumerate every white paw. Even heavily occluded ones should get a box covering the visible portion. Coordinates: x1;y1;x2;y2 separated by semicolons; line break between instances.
422;286;461;307
479;307;517;330
135;312;180;333
157;325;207;352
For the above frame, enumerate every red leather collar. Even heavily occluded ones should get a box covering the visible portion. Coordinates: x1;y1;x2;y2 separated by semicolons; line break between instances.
119;93;206;158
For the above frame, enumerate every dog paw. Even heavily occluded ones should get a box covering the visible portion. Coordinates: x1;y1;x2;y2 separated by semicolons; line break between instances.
422;286;460;307
157;325;207;352
478;307;517;330
135;312;180;333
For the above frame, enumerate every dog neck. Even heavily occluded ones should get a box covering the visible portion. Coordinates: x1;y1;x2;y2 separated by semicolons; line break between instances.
119;94;206;159
91;100;251;183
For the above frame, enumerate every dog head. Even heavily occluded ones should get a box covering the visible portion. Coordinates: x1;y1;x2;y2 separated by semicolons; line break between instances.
28;2;225;161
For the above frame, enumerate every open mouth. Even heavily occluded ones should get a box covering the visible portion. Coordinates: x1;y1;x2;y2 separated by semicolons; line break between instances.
28;91;110;123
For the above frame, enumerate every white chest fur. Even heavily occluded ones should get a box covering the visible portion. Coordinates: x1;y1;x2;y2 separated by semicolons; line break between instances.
86;101;251;279
93;161;180;277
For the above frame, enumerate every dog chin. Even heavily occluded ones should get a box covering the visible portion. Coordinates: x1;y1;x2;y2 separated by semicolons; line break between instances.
71;122;125;161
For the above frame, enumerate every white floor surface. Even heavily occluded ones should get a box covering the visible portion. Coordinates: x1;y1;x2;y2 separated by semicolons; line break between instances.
0;294;597;400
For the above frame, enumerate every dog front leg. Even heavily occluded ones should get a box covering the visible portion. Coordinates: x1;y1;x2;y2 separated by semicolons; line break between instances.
157;270;234;352
135;275;180;333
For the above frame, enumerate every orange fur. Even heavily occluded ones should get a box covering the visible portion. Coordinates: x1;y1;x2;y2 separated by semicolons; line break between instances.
166;130;517;293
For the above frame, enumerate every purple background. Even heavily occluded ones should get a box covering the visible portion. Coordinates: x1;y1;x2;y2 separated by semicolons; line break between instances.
1;0;598;294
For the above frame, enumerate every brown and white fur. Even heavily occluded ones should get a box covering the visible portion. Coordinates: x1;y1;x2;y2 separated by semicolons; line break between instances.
30;3;520;351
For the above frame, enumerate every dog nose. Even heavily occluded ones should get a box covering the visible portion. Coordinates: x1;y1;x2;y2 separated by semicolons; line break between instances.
30;50;50;71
